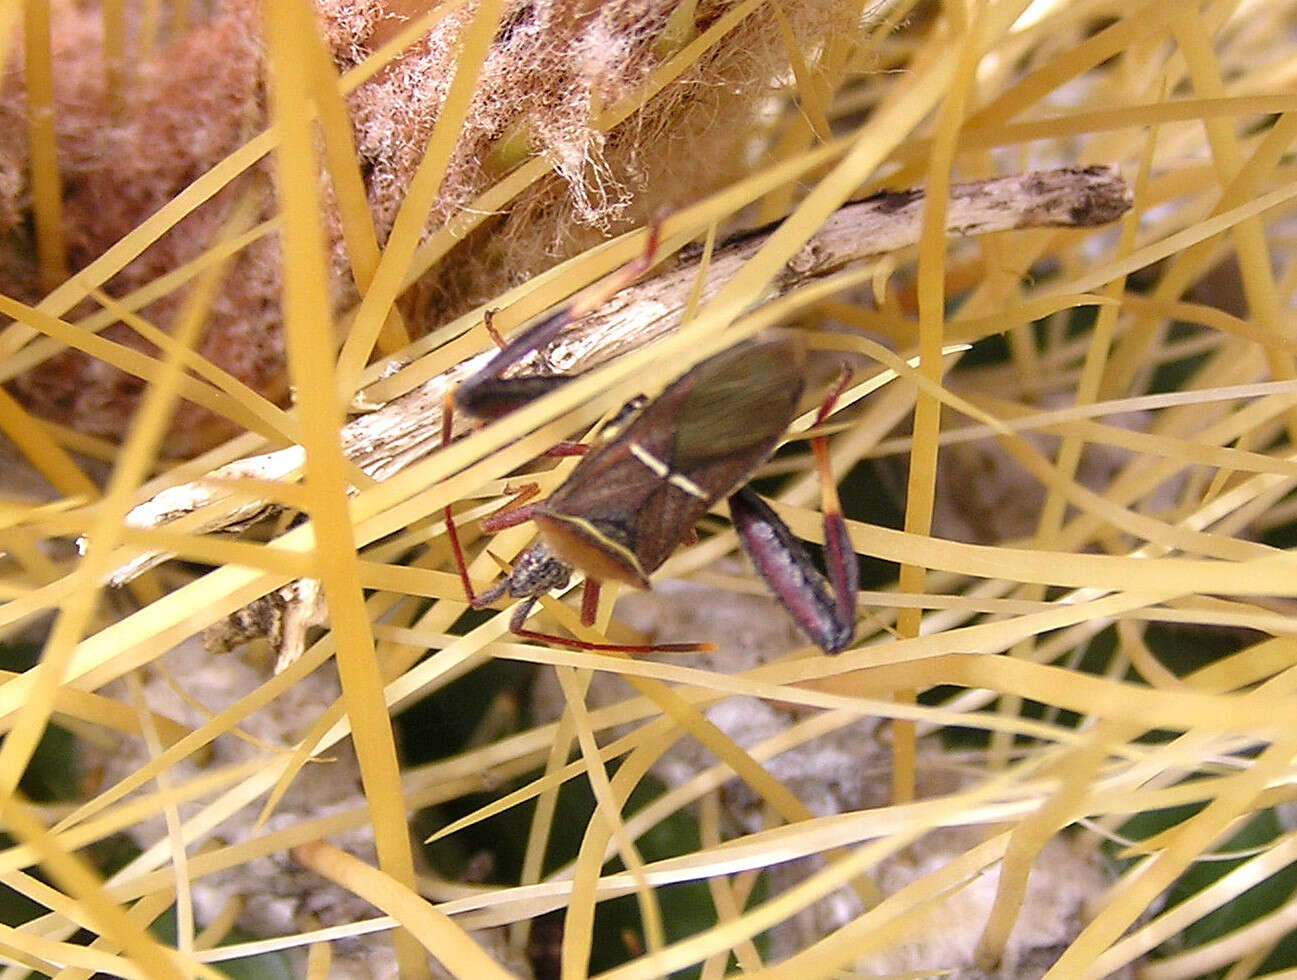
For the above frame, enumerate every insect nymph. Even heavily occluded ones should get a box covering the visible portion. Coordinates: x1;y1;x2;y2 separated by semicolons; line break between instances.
445;246;858;654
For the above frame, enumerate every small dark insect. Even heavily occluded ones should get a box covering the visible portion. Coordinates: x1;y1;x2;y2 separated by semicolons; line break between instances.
443;231;858;654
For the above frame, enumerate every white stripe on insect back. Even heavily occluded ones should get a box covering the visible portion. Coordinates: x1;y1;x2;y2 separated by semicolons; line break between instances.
628;443;709;500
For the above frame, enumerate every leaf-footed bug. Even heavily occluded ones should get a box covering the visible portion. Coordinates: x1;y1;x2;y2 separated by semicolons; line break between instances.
443;227;858;654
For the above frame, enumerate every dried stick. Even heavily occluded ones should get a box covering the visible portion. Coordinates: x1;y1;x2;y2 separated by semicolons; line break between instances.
112;166;1131;587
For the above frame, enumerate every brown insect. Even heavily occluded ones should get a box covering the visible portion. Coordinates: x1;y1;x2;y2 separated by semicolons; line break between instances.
443;230;857;654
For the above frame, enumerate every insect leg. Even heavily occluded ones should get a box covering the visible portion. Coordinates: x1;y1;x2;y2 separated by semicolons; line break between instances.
455;218;663;419
441;384;520;607
810;368;859;641
509;625;713;655
440;376;563;603
479;490;542;532
440;386;481;605
730;488;855;652
543;441;592;458
730;372;858;653
482;307;507;349
480;307;621;435
580;578;601;626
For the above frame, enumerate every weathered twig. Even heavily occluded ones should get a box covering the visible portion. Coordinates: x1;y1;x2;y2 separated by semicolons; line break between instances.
111;166;1131;587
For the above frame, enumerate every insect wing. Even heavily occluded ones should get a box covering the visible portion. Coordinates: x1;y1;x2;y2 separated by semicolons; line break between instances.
669;338;806;467
537;337;806;582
